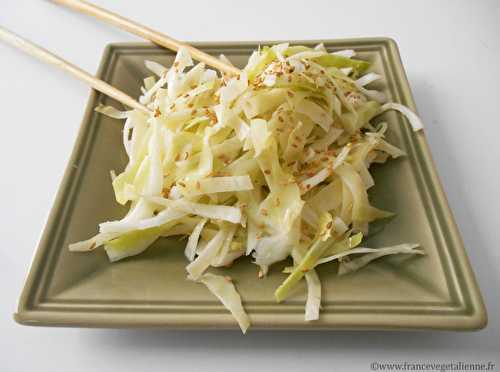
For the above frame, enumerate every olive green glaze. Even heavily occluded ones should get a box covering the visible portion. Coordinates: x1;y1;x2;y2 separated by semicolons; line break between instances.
15;39;486;330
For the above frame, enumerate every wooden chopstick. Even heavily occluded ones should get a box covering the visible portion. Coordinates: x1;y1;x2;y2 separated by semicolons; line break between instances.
51;0;242;76
0;26;150;114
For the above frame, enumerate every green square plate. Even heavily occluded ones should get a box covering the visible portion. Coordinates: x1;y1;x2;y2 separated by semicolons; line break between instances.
15;39;487;330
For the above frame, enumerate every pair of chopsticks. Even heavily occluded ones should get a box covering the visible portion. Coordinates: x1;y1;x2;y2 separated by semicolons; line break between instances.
0;0;241;114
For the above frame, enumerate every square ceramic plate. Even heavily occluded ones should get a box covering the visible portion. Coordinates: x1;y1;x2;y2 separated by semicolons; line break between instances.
15;39;487;330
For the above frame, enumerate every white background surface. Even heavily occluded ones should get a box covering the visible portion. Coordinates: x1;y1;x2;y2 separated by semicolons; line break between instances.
1;1;499;371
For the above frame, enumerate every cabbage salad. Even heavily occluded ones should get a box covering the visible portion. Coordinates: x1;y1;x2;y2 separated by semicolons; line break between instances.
70;43;424;333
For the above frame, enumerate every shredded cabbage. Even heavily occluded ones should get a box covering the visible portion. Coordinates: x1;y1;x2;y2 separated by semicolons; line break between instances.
291;245;321;321
377;103;424;131
72;44;425;333
337;243;424;275
184;218;207;261
197;273;250;333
